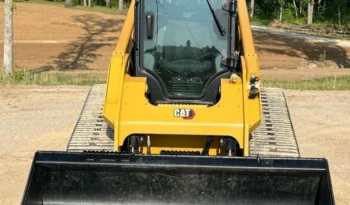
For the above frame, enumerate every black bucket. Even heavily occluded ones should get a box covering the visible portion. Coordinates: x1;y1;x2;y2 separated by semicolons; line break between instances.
21;151;335;205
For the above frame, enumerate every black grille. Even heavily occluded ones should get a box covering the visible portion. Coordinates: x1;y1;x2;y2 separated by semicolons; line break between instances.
167;77;203;95
160;150;201;155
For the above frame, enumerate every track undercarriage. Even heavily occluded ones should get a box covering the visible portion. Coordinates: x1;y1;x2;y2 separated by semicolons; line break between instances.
67;84;300;158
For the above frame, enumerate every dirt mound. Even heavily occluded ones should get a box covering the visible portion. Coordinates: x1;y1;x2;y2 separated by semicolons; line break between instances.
298;60;340;70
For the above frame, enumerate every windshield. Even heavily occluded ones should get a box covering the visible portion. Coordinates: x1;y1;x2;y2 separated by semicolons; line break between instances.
142;0;229;98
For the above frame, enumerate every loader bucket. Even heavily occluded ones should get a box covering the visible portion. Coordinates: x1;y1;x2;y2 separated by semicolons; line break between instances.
21;151;334;205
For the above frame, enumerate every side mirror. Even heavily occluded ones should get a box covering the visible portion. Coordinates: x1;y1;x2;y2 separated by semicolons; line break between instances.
145;12;155;39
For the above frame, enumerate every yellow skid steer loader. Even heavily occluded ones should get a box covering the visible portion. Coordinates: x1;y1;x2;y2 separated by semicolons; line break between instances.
21;0;335;204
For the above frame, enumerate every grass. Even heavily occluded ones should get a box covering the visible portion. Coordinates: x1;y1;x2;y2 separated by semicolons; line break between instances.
0;71;106;86
251;15;350;40
22;0;128;15
2;70;350;91
263;76;350;91
251;18;273;26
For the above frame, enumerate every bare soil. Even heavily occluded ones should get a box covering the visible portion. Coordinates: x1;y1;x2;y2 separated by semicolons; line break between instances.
0;3;123;71
253;32;350;80
0;86;349;204
0;85;90;205
284;90;350;205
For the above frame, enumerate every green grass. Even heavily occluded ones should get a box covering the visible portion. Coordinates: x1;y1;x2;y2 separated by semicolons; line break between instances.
293;22;350;41
22;0;127;15
251;18;273;26
263;76;350;91
2;71;350;90
289;18;308;26
0;71;106;86
251;15;350;40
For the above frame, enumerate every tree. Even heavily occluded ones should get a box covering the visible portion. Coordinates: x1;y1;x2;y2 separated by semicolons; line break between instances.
293;0;298;18
118;0;124;13
279;6;283;22
278;0;285;22
307;0;315;25
3;0;14;75
65;0;72;8
250;0;255;18
84;0;87;7
241;0;350;30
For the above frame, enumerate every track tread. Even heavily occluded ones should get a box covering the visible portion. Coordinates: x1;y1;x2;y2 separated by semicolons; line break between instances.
250;88;300;157
67;84;113;152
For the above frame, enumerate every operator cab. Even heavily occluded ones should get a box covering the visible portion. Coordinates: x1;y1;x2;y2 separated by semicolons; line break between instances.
133;0;240;105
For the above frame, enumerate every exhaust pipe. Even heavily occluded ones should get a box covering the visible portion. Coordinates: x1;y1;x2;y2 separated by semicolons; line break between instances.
21;151;335;205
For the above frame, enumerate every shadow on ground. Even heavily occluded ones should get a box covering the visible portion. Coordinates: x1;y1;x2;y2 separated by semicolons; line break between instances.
253;32;350;68
34;14;124;72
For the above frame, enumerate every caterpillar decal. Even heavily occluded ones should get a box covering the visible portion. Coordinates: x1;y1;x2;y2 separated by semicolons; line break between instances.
173;109;195;120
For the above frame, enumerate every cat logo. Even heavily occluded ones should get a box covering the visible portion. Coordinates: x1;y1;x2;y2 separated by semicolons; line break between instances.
174;109;195;120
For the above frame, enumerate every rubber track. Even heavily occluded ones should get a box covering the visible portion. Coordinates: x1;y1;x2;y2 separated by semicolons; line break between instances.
67;84;300;157
67;84;113;152
250;88;300;157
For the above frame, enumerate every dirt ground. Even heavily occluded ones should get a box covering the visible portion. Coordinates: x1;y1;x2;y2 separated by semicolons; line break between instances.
0;86;349;204
285;90;350;204
0;85;90;205
0;3;123;71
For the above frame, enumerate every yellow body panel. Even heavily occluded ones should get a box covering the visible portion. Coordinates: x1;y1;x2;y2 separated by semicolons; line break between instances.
116;75;246;155
103;0;261;156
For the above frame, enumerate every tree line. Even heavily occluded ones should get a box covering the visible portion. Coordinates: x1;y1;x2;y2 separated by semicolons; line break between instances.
64;0;131;12
249;0;350;31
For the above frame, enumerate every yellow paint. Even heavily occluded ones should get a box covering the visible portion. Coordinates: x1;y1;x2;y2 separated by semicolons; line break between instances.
103;0;262;156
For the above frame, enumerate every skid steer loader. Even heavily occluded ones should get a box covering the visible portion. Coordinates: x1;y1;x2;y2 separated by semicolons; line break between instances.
21;0;335;204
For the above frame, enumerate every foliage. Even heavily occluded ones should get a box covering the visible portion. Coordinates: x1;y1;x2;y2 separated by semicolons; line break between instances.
39;0;131;9
282;3;295;22
249;0;350;34
0;70;106;86
263;75;350;91
25;0;131;14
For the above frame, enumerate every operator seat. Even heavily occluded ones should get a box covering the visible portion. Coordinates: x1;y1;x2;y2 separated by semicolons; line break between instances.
144;19;224;74
159;40;213;75
158;20;214;75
